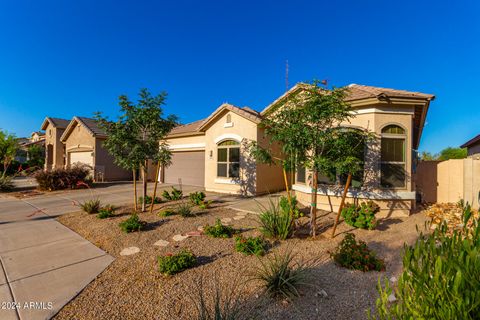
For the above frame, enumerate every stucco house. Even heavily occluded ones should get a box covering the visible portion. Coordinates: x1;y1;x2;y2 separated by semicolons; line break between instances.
59;116;131;181
162;83;434;215
460;134;480;159
41;117;70;170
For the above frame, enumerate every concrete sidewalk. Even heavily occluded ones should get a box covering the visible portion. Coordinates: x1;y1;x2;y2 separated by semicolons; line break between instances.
0;182;203;320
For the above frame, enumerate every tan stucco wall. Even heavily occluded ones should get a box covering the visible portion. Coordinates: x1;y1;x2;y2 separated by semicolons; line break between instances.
204;110;258;195
44;123;65;170
95;138;132;181
437;159;464;204
165;134;205;151
463;158;480;209
64;122;95;160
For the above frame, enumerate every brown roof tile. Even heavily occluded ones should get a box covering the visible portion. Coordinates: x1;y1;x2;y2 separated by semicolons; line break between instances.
346;84;435;101
169;119;206;136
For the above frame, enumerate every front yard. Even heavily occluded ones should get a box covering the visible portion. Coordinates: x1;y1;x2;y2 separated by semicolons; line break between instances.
54;196;428;320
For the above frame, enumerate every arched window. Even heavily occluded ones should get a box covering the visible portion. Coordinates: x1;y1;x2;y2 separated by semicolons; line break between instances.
380;125;406;188
217;140;240;178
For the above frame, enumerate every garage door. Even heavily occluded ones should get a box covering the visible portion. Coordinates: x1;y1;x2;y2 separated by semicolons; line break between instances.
164;151;205;187
70;151;94;167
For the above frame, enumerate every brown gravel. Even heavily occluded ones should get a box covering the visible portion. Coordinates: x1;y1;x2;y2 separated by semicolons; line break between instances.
54;199;428;320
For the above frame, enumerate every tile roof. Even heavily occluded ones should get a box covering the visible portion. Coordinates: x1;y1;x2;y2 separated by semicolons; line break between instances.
460;134;480;148
346;84;435;101
169;119;206;136
76;117;107;137
198;103;261;131
49;117;70;128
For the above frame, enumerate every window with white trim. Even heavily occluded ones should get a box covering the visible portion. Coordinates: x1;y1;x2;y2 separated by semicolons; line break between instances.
380;125;406;188
217;140;240;178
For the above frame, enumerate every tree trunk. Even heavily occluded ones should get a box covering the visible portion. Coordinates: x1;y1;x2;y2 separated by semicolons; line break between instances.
310;170;318;237
282;167;293;217
141;160;148;212
133;169;137;212
150;162;161;214
331;173;352;238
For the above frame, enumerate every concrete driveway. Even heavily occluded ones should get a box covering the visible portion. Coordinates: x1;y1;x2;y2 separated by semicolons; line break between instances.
0;182;201;320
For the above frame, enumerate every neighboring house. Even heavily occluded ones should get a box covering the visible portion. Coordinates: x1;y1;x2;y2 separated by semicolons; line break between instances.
460;134;480;159
163;83;434;215
41;117;70;170
59;116;131;181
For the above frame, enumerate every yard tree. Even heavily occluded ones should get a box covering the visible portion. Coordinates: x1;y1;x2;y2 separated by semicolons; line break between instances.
27;144;45;169
437;147;467;160
261;81;355;237
0;130;18;178
95;89;177;212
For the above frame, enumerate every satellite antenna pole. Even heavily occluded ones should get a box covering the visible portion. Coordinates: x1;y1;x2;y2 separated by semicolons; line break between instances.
285;60;289;92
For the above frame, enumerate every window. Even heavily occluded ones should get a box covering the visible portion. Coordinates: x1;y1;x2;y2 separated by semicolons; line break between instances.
296;165;306;183
226;114;232;123
217;140;240;178
380;125;406;188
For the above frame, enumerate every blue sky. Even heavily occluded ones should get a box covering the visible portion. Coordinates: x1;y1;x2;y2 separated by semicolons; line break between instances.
0;0;478;153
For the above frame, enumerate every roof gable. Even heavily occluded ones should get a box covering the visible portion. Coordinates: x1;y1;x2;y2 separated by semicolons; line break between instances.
40;117;70;130
461;134;480;148
60;116;107;142
197;103;261;131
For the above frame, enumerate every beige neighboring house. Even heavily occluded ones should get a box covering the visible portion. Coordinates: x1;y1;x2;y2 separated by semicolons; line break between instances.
461;134;480;159
59;117;131;181
41;117;70;170
163;83;434;215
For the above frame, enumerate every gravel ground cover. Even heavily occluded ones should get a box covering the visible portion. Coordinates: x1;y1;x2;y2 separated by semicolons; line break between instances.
54;198;428;320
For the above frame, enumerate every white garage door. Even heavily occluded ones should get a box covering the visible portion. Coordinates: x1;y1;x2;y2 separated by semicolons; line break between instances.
70;151;94;167
164;151;205;187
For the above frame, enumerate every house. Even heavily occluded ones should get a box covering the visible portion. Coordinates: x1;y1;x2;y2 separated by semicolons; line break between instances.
59;116;131;181
41;117;70;170
162;83;435;215
460;134;480;159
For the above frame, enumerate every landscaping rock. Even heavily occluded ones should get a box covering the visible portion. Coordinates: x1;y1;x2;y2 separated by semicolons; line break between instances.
233;216;245;220
186;231;202;237
153;240;169;247
220;217;232;224
388;293;397;303
120;247;140;256
172;234;188;242
197;226;204;231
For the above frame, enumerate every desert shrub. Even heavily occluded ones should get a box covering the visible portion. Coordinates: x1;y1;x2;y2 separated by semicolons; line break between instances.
138;195;162;204
235;236;268;256
177;201;194;217
158;250;196;275
341;201;380;230
279;195;303;218
80;198;101;214
97;204;115;219
370;204;480;319
198;200;213;210
204;219;235;238
163;186;183;201
252;249;310;299
158;209;176;217
0;175;13;191
34;165;91;191
331;233;385;272
119;214;144;233
189;191;206;205
258;198;293;240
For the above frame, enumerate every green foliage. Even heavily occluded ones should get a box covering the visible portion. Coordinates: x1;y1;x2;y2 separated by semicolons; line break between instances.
252;249;310;299
97;205;115;219
80;198;101;214
279;195;302;218
189;191;206;205
176;201;194;217
341;201;380;230
420;151;436;161
34;165;91;191
163;186;183;201
138;195;162;204
370;204;480;319
331;233;385;272
203;219;235;238
158;209;176;217
258;198;294;240
26;144;44;168
158;250;196;275
438;147;467;160
235;236;268;256
198;200;213;210
0;175;13;191
119;214;144;233
0;130;18;178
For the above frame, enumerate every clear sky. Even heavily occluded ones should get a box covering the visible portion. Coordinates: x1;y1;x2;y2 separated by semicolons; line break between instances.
0;0;478;153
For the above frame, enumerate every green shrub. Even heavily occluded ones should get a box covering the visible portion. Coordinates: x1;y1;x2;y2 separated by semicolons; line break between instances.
119;214;144;233
258;198;293;240
177;201;194;217
341;201;379;230
370;204;480;319
198;200;213;210
138;195;162;204
158;209;175;217
189;191;206;205
158;250;196;275
0;175;13;191
162;186;183;201
252;249;310;299
279;195;303;218
80;198;101;214
34;165;91;191
331;233;385;272
204;219;235;238
97;205;115;219
235;236;268;256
